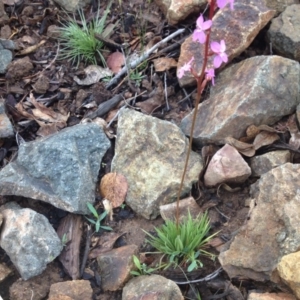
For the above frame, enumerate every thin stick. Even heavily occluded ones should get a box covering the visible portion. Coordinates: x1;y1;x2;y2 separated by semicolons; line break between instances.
164;72;169;111
80;225;92;277
106;28;185;89
173;267;223;284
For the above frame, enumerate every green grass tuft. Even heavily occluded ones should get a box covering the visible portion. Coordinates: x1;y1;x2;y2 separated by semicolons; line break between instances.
58;4;112;68
144;211;218;272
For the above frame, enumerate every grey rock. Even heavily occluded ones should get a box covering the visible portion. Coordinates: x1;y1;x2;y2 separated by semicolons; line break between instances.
264;0;299;14
0;99;14;138
0;202;62;280
0;49;12;74
0;39;16;50
0;123;110;214
219;163;300;282
267;5;300;61
122;274;184;300
112;109;203;219
250;150;290;176
181;56;300;146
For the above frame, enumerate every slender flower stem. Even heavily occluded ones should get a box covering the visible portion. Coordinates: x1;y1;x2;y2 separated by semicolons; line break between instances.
176;1;216;228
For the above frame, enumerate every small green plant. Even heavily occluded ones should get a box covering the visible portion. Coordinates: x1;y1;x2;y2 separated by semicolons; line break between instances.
129;69;145;86
144;211;217;272
58;3;113;67
86;202;113;232
61;233;69;247
130;255;164;276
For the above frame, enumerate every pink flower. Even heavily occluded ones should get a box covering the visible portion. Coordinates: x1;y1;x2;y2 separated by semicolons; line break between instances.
210;40;228;68
178;57;194;79
192;15;212;44
217;0;234;10
205;68;215;85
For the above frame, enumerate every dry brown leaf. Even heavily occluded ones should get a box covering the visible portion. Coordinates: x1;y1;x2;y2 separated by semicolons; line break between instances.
100;172;128;208
107;52;125;74
153;57;177;72
287;115;300;149
89;232;125;259
74;65;113;85
253;131;279;150
225;136;255;157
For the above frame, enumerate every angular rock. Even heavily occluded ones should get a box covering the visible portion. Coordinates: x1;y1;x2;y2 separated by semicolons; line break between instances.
0;202;62;280
154;0;206;25
0;98;14;138
248;292;296;300
122;274;184;300
0;39;13;74
0;263;13;282
181;56;300;146
177;0;276;87
277;251;300;299
204;144;251;186
0;123;110;214
219;163;300;281
160;196;202;222
9;263;63;300
264;0;299;14
250;150;290;176
48;280;92;300
267;5;300;62
112;109;203;219
97;245;138;291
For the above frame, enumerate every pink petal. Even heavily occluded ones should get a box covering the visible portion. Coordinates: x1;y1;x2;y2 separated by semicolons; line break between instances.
220;40;226;52
229;0;234;10
220;52;228;63
217;0;227;8
196;14;204;28
193;30;206;44
202;20;212;31
213;56;223;68
210;41;221;53
178;68;185;79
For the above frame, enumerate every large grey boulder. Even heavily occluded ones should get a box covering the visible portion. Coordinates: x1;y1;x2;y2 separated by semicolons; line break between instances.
219;163;300;282
112;109;203;219
181;56;300;146
0;202;62;280
0;123;110;214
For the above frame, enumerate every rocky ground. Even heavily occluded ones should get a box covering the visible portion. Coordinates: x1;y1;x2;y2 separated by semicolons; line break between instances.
0;0;300;299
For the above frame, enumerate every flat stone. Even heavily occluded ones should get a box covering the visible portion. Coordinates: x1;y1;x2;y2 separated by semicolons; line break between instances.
0;202;62;280
204;144;251;186
122;274;184;300
248;292;296;300
267;5;300;61
160;196;202;222
181;56;300;146
0;98;14;138
277;251;300;299
112;109;203;219
0;123;110;214
48;280;92;300
250;150;290;176
219;163;300;282
154;0;206;25
177;0;276;87
97;245;138;291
